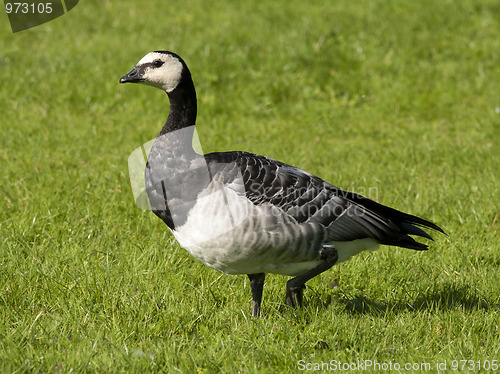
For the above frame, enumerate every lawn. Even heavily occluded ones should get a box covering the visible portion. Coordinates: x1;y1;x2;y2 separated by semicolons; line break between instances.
1;0;499;372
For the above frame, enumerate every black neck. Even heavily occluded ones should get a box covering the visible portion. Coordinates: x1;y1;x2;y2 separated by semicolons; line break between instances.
160;74;197;136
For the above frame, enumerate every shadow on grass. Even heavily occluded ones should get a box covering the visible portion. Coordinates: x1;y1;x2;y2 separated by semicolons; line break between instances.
337;283;498;316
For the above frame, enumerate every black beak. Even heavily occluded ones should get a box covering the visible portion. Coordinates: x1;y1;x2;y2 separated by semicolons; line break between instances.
120;67;143;84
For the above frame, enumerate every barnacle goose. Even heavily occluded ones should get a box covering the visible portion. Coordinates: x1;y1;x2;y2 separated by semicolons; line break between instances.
120;51;444;317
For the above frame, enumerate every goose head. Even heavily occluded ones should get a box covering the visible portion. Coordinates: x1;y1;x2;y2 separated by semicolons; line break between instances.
120;51;187;93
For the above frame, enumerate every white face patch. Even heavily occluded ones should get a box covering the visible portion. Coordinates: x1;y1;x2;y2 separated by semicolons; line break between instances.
136;52;184;92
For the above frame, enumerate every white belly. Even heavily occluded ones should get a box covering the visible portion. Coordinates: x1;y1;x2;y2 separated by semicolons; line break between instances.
170;182;380;276
170;183;326;275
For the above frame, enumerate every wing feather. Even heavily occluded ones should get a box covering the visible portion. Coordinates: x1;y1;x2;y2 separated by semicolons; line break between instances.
204;151;444;250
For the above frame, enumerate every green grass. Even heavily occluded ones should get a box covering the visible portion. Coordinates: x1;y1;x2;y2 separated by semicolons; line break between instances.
1;0;499;372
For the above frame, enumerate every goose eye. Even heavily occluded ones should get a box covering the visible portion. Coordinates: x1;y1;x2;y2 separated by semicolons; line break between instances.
153;59;164;67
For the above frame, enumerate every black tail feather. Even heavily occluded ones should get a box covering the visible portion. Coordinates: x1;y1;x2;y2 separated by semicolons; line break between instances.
339;189;445;250
400;222;434;241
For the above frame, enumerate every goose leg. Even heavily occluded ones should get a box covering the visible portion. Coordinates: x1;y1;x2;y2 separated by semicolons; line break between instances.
286;244;338;308
248;273;265;318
